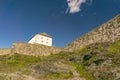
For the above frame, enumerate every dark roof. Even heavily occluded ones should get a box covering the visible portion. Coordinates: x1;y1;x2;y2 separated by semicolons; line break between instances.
39;32;52;38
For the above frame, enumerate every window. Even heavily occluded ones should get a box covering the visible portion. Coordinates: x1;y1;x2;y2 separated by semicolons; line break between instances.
41;37;43;39
41;41;43;43
46;42;48;44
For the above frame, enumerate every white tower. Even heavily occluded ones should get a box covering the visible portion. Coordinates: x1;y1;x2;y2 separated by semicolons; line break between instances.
28;32;52;46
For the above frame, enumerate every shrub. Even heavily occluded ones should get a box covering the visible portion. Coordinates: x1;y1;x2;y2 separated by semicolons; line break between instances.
83;54;92;61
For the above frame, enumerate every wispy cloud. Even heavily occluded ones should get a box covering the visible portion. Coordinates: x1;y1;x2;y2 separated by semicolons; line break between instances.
66;0;92;14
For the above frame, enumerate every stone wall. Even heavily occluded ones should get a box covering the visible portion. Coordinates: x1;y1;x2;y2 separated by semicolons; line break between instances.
0;48;12;55
64;14;120;51
12;42;61;56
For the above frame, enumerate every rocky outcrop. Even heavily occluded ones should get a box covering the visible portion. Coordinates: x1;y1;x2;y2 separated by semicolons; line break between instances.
12;42;61;56
64;14;120;51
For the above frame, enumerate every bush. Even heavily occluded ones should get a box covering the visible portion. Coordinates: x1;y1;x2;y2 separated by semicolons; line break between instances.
83;54;92;61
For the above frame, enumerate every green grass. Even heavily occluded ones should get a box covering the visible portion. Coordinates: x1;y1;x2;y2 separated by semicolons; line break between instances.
108;40;120;53
0;53;41;72
45;71;73;79
0;40;120;80
70;62;94;80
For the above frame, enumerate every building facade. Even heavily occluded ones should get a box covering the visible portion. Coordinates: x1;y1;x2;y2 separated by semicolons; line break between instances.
28;32;52;46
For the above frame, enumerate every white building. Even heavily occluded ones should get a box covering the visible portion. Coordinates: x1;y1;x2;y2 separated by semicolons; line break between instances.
28;32;52;46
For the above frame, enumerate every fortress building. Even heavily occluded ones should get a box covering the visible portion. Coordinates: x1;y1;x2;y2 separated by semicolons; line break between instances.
28;32;52;46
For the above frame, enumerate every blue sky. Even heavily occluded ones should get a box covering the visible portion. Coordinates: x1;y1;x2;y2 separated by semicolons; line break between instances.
0;0;120;48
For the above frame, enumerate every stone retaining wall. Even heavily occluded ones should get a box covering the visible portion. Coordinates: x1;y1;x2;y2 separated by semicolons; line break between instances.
12;42;61;56
0;48;12;55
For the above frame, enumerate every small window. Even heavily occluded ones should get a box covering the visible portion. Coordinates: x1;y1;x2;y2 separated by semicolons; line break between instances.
47;38;49;40
41;37;43;39
46;42;48;44
41;41;43;43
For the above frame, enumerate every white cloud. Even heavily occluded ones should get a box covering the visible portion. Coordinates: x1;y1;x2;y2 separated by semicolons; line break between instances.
66;0;93;14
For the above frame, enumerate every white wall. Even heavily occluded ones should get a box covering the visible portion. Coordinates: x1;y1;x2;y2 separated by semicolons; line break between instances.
28;34;52;46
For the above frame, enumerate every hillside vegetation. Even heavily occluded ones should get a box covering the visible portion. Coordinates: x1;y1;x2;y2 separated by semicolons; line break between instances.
0;40;120;80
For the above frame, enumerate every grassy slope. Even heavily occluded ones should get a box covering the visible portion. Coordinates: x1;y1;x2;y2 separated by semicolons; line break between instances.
0;40;120;80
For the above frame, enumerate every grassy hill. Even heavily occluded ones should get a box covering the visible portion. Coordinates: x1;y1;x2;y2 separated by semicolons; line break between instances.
0;40;120;80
